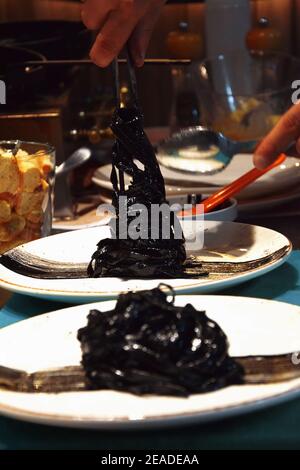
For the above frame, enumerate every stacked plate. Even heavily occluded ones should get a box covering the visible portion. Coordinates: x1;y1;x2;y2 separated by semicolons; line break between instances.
0;220;296;429
0;216;296;429
93;153;300;214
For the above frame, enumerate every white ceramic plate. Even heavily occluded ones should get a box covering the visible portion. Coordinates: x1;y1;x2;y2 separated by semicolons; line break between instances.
0;295;300;429
0;221;291;303
52;215;110;233
93;154;300;200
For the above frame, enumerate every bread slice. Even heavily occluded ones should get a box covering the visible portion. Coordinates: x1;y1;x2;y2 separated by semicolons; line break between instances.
15;179;49;216
0;151;20;195
17;160;42;192
0;200;12;223
0;214;26;242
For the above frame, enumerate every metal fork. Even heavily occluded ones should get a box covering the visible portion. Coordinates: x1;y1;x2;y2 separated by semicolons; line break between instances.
112;47;140;110
111;47;141;193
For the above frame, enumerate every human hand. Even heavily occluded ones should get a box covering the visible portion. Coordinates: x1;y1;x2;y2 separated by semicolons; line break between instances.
254;102;300;169
81;0;166;67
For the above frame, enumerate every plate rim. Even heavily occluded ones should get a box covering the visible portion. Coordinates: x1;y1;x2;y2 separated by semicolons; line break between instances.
1;384;300;430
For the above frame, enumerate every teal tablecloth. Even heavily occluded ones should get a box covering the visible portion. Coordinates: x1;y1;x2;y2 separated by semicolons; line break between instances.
0;251;300;450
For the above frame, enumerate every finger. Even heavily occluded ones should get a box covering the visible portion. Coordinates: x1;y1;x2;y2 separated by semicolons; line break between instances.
90;7;139;67
81;0;114;30
129;3;165;67
254;103;300;169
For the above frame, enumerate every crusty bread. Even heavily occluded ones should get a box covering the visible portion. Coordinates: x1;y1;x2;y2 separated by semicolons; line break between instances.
0;151;20;194
17;160;42;192
35;152;53;177
0;200;12;223
15;191;46;216
26;209;43;224
0;147;52;253
0;214;26;242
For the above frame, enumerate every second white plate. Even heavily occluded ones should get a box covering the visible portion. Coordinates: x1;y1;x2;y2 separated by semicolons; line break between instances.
0;296;300;429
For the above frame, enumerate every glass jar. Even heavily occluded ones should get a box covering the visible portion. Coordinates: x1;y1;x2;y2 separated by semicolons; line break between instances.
205;0;251;57
167;22;202;133
0;141;55;254
193;51;300;143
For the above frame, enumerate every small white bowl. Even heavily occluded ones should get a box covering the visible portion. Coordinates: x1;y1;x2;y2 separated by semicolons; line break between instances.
204;198;238;221
169;195;238;222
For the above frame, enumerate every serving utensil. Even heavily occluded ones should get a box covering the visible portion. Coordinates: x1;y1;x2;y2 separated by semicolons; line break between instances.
157;124;297;177
56;147;91;177
111;46;141;194
158;126;258;176
181;153;286;217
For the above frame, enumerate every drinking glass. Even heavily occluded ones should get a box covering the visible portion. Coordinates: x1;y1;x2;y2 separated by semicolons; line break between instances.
0;141;55;254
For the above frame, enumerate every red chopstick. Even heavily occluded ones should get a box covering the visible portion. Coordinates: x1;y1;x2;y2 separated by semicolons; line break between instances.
180;153;287;217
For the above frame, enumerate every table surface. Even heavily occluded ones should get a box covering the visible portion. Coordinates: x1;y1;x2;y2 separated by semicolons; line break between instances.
0;247;300;450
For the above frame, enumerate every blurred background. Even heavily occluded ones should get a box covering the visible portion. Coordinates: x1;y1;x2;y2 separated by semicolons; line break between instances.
0;0;295;125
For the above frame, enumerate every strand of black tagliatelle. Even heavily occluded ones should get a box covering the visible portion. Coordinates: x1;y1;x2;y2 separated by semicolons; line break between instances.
88;106;186;279
77;286;244;396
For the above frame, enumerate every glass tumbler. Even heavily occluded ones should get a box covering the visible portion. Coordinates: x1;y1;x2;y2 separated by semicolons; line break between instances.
0;141;55;254
193;51;300;143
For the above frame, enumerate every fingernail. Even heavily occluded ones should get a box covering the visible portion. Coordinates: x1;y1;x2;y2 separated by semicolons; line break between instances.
254;154;268;170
